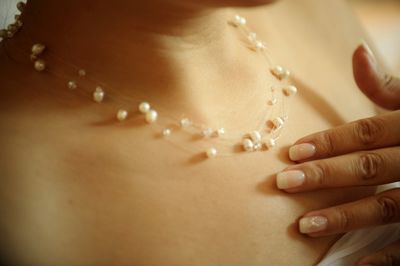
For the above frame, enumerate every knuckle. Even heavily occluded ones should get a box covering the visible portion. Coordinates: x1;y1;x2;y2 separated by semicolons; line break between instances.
336;207;352;232
354;118;385;146
312;162;333;187
318;131;336;157
376;196;400;223
357;152;384;180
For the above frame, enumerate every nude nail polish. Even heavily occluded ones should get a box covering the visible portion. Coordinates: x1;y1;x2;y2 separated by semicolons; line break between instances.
276;170;305;189
289;143;316;161
299;216;328;234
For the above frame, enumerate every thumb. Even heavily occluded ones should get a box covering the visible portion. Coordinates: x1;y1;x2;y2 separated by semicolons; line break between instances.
352;42;400;110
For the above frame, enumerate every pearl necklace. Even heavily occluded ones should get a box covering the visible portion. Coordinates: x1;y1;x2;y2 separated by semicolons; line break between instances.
1;2;298;160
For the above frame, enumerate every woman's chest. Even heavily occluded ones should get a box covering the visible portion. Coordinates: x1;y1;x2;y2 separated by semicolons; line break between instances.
0;125;371;265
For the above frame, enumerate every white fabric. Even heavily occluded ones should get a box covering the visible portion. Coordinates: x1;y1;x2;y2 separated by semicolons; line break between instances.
318;182;400;265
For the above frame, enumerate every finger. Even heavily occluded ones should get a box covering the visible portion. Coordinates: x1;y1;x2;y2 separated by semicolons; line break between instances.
298;188;400;237
276;147;400;192
355;240;400;266
353;42;400;110
288;110;400;161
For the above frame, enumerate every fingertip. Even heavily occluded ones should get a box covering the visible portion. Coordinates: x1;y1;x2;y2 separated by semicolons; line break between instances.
352;42;380;97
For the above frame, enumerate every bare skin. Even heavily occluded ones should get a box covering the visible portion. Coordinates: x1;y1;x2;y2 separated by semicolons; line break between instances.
0;0;380;265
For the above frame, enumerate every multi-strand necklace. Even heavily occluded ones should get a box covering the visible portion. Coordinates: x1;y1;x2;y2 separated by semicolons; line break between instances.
1;1;298;160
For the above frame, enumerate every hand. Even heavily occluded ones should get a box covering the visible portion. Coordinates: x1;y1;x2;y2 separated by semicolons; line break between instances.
276;42;400;265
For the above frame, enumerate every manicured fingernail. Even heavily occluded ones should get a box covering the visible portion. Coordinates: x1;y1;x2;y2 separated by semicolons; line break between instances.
361;40;374;59
299;216;328;234
289;143;316;161
276;170;305;189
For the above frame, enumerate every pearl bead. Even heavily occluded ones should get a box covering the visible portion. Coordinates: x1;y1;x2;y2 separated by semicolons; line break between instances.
162;128;171;137
201;127;213;138
93;86;105;103
78;69;86;76
248;32;257;42
268;98;277;106
31;43;46;56
138;102;151;113
216;127;225;137
34;59;46;71
145;109;158;123
206;147;218;158
271;65;290;80
255;41;266;50
249;130;262;142
283;85;297;96
116;109;128;121
254;142;262;151
68;81;77;89
233;15;246;26
272;117;284;129
180;118;191;128
16;2;25;12
242;138;254;152
265;138;276;149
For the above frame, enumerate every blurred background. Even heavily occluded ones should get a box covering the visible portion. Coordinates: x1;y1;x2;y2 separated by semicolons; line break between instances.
349;0;400;75
1;0;400;75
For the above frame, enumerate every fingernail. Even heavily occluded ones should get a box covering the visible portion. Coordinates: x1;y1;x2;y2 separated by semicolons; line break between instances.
361;40;374;59
276;170;305;189
299;216;328;234
289;143;316;161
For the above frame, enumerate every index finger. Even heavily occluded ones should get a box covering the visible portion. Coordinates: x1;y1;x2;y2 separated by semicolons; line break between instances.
289;110;400;162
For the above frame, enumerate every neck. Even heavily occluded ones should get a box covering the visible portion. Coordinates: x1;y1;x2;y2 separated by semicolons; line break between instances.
7;0;272;129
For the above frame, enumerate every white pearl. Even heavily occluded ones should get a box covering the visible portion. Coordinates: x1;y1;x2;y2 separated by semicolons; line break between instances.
78;69;86;76
206;147;218;158
234;15;241;25
201;127;213;138
242;138;254;152
145;109;158;123
284;69;291;79
255;41;266;50
248;32;257;42
162;128;171;137
268;98;277;106
265;138;276;149
233;14;246;26
216;127;225;137
249;130;262;142
31;43;45;55
116;109;128;121
283;85;297;96
271;65;289;80
34;59;46;71
93;86;105;103
254;142;262;151
68;81;77;89
180;118;191;128
138;102;151;113
272;117;284;129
